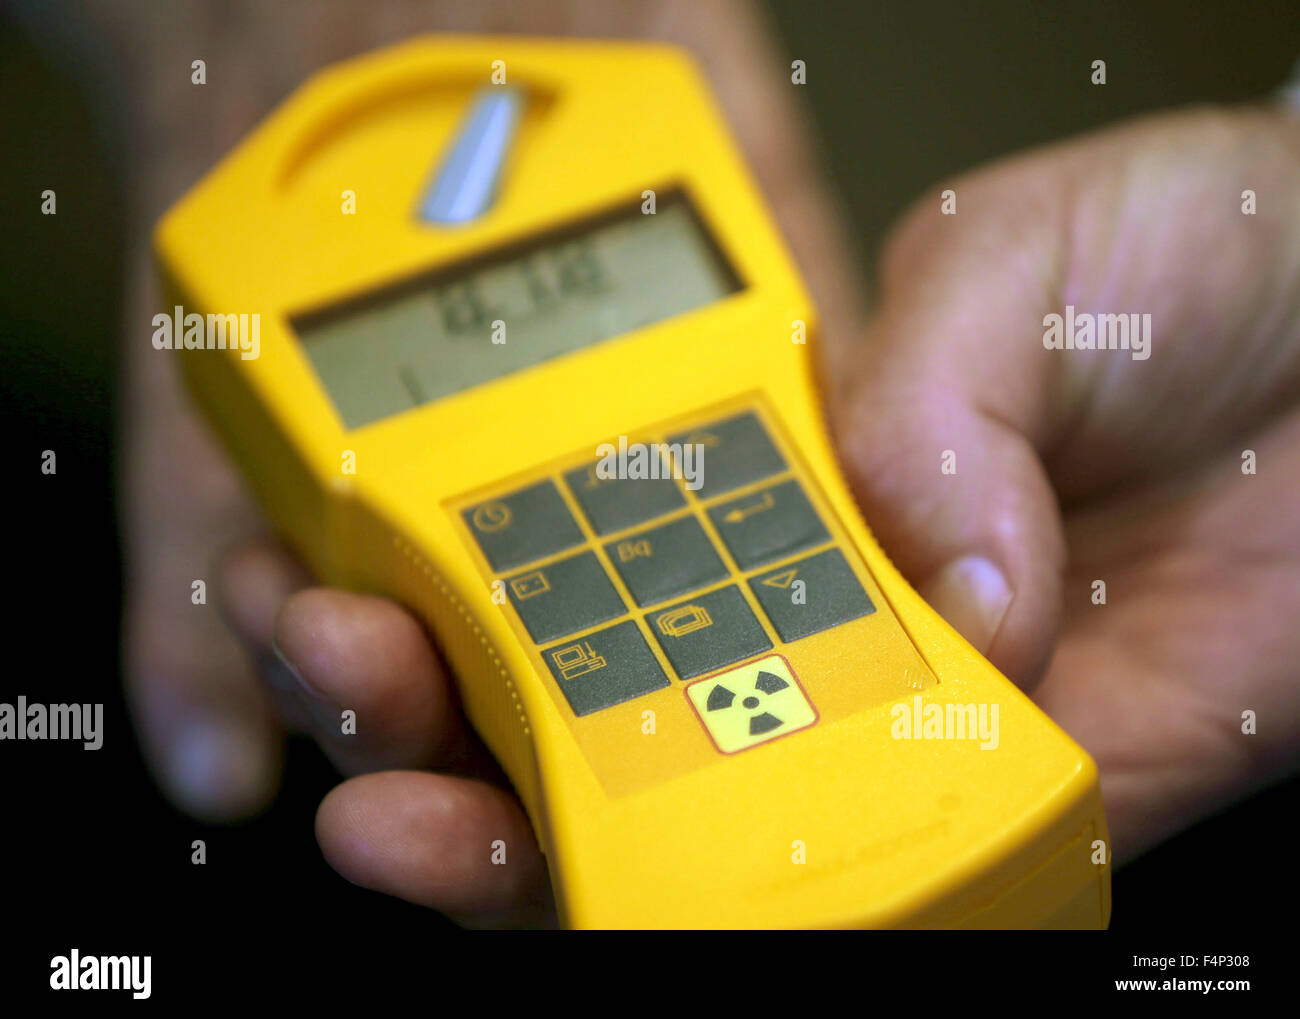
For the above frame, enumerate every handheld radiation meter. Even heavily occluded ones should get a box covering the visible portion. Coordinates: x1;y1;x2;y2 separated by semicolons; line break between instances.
155;37;1111;928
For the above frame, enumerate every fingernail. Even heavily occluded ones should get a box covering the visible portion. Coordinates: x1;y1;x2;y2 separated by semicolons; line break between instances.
920;555;1014;654
166;717;277;822
271;639;332;703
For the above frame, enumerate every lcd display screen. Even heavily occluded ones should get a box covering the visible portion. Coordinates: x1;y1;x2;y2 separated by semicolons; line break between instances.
293;197;741;428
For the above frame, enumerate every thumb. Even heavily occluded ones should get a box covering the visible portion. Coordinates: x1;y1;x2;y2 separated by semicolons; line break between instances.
828;171;1071;688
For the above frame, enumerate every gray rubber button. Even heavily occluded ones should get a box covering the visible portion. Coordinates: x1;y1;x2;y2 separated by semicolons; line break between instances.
463;480;584;571
666;411;786;498
506;551;626;643
647;585;772;679
562;460;685;536
542;620;670;716
605;515;727;607
706;479;830;569
748;548;875;642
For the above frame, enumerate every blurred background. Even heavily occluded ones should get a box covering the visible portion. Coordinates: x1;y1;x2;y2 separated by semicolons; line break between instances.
2;0;1297;983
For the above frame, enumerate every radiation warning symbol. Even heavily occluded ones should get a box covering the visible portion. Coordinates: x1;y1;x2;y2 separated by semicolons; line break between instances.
685;654;816;753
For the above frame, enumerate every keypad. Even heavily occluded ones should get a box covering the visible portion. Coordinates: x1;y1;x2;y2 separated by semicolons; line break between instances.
506;551;625;643
605;516;727;607
543;621;670;716
463;480;583;571
647;586;772;679
706;479;830;569
459;407;879;719
562;461;686;535
666;411;786;497
749;549;875;642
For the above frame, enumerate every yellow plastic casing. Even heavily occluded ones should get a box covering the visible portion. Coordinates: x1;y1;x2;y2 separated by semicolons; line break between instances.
154;36;1110;928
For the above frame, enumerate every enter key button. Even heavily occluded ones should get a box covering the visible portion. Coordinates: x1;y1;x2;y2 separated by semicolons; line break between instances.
707;479;829;569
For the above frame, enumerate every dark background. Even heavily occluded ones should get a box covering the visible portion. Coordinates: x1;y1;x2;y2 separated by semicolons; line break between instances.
2;0;1296;998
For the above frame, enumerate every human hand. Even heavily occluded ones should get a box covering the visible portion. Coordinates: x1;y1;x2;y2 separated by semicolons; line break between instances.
830;103;1300;866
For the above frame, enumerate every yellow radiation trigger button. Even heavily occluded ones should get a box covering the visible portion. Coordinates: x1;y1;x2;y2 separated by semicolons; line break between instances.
685;655;816;754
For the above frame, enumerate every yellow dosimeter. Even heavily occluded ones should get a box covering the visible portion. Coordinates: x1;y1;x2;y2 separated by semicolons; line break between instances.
155;36;1110;928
